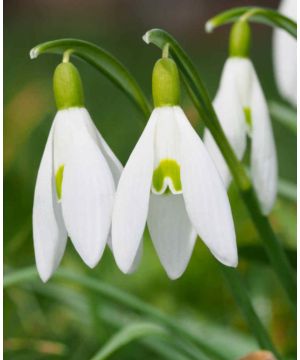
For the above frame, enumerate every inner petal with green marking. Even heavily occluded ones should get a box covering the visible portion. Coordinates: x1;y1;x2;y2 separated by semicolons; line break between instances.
152;159;182;195
55;165;64;200
243;106;252;134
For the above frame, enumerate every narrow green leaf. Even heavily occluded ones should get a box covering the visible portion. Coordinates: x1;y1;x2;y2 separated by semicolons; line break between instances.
143;28;296;310
89;322;166;360
205;7;297;38
221;267;282;360
278;178;297;202
3;267;229;360
30;39;151;118
239;244;296;269
269;101;297;134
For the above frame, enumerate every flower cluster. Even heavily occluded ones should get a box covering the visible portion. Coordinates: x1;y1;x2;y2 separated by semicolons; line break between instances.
33;16;283;282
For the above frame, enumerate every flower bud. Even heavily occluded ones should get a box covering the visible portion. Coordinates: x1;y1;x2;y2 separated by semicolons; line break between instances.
53;62;84;110
229;21;251;58
152;58;180;107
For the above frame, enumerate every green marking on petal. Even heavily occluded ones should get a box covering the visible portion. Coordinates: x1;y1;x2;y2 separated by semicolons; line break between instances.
55;165;64;200
152;159;182;194
244;107;252;131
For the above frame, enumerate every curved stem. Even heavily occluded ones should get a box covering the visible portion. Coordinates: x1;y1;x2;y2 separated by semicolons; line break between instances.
143;28;296;310
30;39;151;119
205;6;297;38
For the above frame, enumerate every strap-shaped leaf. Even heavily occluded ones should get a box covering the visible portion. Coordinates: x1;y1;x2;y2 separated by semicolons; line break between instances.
30;39;151;118
205;7;297;38
90;322;166;360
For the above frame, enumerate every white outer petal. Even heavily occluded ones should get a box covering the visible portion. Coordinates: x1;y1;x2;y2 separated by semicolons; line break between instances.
249;66;278;215
204;58;247;187
175;107;237;267
112;111;157;273
273;0;297;106
83;114;123;186
107;236;143;274
32;123;67;282
148;194;196;279
55;108;115;267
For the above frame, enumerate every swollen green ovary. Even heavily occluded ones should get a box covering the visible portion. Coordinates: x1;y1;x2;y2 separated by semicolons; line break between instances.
55;165;64;200
152;159;182;194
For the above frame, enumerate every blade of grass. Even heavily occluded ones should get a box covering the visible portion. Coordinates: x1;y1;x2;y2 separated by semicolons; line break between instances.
89;322;166;360
278;178;296;202
221;267;281;359
239;245;296;270
4;267;229;360
269;101;297;134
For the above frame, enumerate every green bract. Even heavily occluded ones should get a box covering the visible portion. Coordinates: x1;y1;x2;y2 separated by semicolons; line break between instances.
152;58;180;107
229;21;251;58
53;62;84;110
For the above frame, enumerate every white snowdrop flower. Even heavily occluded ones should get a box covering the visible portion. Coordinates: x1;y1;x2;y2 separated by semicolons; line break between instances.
112;54;237;279
273;0;297;106
204;21;277;215
33;60;122;282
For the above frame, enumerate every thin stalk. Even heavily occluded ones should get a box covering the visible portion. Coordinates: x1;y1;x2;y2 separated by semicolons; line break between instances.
143;29;296;310
4;267;229;360
221;267;281;359
205;6;297;38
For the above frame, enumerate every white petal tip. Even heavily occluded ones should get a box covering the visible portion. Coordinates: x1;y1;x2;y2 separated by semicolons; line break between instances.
142;32;150;44
81;254;101;269
37;268;53;283
29;48;38;59
217;254;238;268
114;257;135;275
261;206;272;216
205;21;214;33
77;246;105;269
166;269;183;280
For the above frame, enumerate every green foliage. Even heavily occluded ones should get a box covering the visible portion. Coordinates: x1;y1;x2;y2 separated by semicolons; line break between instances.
4;4;296;360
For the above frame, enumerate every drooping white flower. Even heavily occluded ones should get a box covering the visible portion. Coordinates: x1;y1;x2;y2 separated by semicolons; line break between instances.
273;0;297;106
204;21;277;215
112;56;237;280
33;61;122;282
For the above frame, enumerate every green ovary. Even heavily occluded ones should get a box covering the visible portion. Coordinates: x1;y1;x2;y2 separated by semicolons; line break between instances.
152;159;182;194
55;165;64;200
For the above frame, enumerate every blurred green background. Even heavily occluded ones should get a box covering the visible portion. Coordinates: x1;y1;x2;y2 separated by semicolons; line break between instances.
4;0;296;359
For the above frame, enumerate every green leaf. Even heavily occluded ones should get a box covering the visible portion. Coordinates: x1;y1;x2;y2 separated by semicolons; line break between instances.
239;244;296;269
30;39;151;118
269;101;297;134
89;322;166;360
278;178;297;202
205;7;297;38
143;28;296;311
3;267;229;360
221;267;282;360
